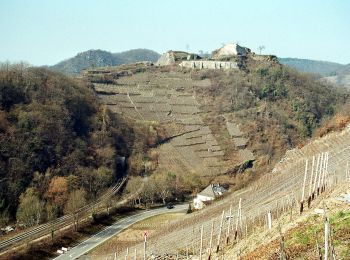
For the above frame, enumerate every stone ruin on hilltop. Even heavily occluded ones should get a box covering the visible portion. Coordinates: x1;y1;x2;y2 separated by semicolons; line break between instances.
156;43;252;70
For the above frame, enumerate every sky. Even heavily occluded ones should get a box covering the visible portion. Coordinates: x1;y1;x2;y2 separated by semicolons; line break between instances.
0;0;349;66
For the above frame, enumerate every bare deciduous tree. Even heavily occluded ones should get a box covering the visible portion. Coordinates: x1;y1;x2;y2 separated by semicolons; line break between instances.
65;188;87;231
16;188;43;227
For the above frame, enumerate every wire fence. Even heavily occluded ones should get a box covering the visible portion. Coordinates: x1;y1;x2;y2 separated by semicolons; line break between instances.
91;128;350;259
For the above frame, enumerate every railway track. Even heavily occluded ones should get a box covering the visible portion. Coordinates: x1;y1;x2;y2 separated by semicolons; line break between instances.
0;177;127;253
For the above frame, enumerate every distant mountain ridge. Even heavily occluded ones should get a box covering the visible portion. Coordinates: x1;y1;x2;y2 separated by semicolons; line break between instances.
50;48;160;74
279;57;350;88
323;63;350;89
278;57;345;76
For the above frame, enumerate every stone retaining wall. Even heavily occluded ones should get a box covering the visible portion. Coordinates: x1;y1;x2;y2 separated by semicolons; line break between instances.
179;60;238;70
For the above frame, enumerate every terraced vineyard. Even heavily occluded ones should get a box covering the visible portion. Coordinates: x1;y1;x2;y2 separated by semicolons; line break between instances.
90;125;350;259
93;71;234;177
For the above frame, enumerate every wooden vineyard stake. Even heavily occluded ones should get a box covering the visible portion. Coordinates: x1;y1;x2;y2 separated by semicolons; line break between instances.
208;220;214;260
199;225;203;260
234;198;242;240
278;225;286;260
308;156;315;208
317;153;324;195
300;159;308;214
324;218;329;260
143;231;147;260
312;154;321;200
216;210;225;253
226;205;232;244
320;153;327;193
267;211;272;229
314;230;322;260
324;152;329;191
346;161;349;182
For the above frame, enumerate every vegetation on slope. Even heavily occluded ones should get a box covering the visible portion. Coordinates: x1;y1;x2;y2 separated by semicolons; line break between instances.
191;58;347;168
50;49;160;75
0;63;158;227
278;57;345;76
244;210;350;259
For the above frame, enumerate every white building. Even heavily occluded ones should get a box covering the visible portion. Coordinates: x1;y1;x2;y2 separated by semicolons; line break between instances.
193;184;227;210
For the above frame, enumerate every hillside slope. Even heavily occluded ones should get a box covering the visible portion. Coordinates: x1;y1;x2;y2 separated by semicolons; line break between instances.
50;49;160;74
323;63;350;89
84;56;348;198
278;57;344;76
0;64;157;226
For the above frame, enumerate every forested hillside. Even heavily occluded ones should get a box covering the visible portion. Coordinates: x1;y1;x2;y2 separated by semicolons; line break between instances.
278;57;344;76
0;63;156;227
50;49;160;75
190;58;347;168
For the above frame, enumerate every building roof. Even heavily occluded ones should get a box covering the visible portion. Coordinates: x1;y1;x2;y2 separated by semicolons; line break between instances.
198;184;227;198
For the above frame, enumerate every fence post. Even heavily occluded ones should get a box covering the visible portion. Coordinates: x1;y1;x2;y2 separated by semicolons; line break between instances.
324;152;329;190
125;247;129;260
278;225;286;260
308;156;315;208
267;211;272;230
226;205;232;244
234;198;242;240
325;218;329;260
300;159;308;214
320;152;326;193
199;225;203;260
346;161;349;182
312;154;321;199
208;220;214;260
317;153;324;195
216;210;225;253
144;234;147;260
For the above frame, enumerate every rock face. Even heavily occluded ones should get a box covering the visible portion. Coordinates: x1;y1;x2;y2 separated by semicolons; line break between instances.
212;43;250;59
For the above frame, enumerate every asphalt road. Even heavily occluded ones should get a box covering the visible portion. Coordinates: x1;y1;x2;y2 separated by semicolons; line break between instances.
54;204;188;260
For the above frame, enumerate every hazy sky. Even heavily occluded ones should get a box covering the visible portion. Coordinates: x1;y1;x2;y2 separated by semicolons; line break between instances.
1;0;349;66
